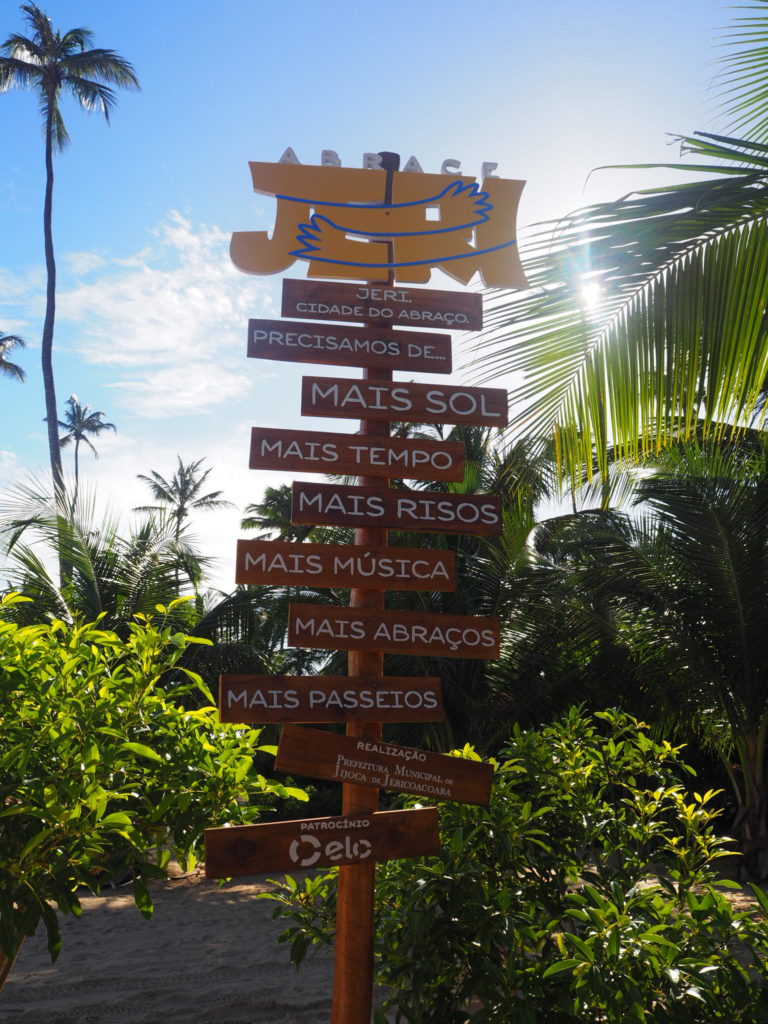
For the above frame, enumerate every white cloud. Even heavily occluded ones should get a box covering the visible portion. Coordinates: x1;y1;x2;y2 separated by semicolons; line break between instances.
55;211;279;416
63;251;106;275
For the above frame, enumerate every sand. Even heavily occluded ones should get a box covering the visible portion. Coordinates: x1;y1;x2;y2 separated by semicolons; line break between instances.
2;869;337;1023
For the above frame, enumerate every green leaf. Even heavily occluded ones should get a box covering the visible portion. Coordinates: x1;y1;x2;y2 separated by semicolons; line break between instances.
119;742;163;763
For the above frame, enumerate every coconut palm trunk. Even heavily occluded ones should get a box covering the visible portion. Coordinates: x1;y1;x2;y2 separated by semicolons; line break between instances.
42;96;63;500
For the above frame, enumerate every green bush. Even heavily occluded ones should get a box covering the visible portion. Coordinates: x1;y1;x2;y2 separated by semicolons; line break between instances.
267;708;768;1022
0;593;305;971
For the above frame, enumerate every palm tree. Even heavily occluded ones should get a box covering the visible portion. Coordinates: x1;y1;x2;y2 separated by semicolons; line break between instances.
476;4;768;484
241;484;316;542
498;440;768;876
0;478;207;632
0;331;26;381
0;4;138;500
57;394;116;505
135;457;233;543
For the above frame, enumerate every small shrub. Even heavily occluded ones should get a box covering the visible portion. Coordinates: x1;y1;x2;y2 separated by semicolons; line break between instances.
267;708;768;1022
0;593;305;974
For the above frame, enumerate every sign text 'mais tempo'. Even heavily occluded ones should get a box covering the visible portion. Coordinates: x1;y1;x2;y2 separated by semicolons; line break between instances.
249;427;464;481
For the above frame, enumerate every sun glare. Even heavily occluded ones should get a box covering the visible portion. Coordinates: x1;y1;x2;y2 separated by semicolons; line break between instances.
580;281;601;310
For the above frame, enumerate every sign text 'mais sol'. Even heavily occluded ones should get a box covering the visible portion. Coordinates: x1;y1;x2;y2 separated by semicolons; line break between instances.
301;377;508;427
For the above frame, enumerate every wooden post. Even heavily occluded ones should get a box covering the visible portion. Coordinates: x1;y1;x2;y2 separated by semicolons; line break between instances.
331;149;399;1024
330;374;390;1024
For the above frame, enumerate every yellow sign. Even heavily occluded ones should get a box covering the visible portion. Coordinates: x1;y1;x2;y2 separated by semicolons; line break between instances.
231;160;528;288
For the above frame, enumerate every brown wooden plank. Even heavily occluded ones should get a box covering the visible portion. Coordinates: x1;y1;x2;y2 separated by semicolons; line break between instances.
248;319;452;374
219;675;444;724
249;426;465;481
291;482;502;536
276;726;494;806
302;376;508;427
288;603;500;660
236;539;456;590
282;278;483;331
204;806;441;879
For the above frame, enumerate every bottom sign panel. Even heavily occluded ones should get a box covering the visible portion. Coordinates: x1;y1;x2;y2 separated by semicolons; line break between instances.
204;807;441;878
276;725;494;806
219;675;444;724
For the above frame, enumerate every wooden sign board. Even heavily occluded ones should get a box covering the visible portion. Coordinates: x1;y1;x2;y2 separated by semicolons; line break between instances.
219;674;444;724
248;319;452;374
288;603;500;660
292;482;503;536
282;279;483;332
204;806;441;879
249;426;464;481
302;376;508;427
276;725;494;806
236;539;456;591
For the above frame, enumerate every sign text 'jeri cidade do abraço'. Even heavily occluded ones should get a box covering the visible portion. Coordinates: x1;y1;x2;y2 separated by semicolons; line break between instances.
276;726;494;805
219;675;444;724
291;482;503;536
248;319;453;374
288;604;500;660
281;279;483;330
301;377;508;427
249;426;465;482
204;807;441;878
235;539;457;591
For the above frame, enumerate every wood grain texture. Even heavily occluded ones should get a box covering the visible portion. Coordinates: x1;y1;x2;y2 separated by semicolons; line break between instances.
288;602;500;660
235;538;456;590
249;426;465;481
276;725;494;806
247;318;452;373
204;807;441;878
302;376;508;427
291;481;503;536
218;674;444;724
282;278;483;331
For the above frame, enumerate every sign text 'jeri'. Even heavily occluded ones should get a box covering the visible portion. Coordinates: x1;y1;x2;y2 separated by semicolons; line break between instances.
282;279;483;330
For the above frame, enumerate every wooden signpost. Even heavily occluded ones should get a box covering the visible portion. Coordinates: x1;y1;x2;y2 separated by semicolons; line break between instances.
291;481;503;535
276;725;494;805
282;279;484;330
235;539;457;590
219;675;444;724
288;604;501;659
206;150;525;1024
248;318;453;373
302;375;509;427
205;807;441;877
249;426;465;481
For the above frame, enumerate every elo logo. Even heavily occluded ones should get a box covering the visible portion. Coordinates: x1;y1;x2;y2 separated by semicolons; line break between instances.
289;833;373;868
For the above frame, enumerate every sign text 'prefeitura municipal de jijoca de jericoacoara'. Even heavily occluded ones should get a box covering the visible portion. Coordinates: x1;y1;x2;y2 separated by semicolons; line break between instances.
202;148;528;1023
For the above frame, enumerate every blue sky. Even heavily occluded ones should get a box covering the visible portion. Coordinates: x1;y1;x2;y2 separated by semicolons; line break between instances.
0;0;727;590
